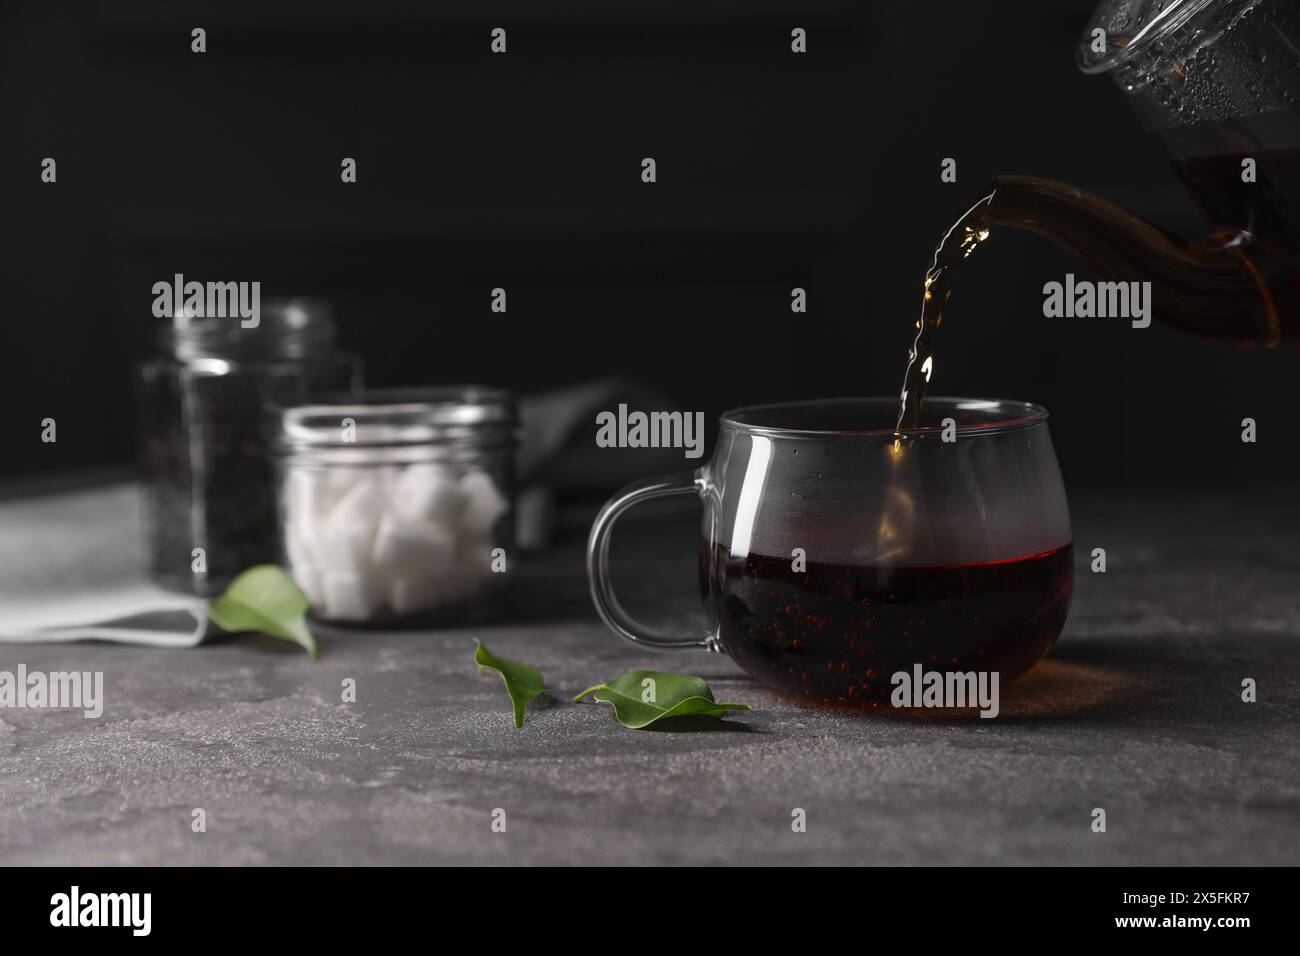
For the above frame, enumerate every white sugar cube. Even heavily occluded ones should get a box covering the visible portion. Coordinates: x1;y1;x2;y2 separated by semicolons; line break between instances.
324;468;357;497
284;471;311;524
458;471;508;536
388;575;443;615
313;473;383;574
393;464;465;525
285;527;324;607
286;468;355;524
375;464;397;490
315;524;373;574
371;514;456;574
293;562;324;610
328;472;384;527
322;571;383;621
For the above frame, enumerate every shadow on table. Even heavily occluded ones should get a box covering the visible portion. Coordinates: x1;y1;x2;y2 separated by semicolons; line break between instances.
738;636;1258;726
639;715;762;734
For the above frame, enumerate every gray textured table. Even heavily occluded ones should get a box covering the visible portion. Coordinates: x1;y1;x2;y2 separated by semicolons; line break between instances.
0;483;1297;865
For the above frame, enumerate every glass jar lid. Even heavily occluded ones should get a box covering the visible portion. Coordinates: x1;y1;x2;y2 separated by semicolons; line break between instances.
277;386;519;452
162;296;338;362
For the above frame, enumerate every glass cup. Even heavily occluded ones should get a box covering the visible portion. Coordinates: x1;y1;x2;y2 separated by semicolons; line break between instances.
588;397;1074;708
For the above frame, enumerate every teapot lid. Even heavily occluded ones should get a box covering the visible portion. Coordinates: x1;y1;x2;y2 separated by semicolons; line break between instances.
1078;0;1246;74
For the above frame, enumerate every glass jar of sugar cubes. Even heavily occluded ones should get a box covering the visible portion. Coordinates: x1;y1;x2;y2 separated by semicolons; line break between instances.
273;387;518;623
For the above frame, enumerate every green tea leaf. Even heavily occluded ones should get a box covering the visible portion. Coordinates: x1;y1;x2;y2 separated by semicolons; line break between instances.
208;564;318;659
573;670;749;729
474;640;547;728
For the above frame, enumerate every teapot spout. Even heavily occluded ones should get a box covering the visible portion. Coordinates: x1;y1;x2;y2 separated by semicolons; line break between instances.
986;176;1299;347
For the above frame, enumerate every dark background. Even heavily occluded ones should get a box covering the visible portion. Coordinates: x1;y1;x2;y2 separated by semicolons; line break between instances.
2;0;1296;493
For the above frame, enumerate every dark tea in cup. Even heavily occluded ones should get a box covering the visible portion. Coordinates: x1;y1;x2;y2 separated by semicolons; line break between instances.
708;542;1072;706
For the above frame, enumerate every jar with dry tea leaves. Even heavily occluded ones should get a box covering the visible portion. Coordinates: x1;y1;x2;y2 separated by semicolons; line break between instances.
135;298;359;595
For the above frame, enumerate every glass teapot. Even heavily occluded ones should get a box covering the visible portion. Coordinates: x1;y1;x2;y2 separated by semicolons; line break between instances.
988;0;1299;346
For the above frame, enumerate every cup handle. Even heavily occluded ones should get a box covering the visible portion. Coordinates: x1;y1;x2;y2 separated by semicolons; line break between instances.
587;472;719;652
